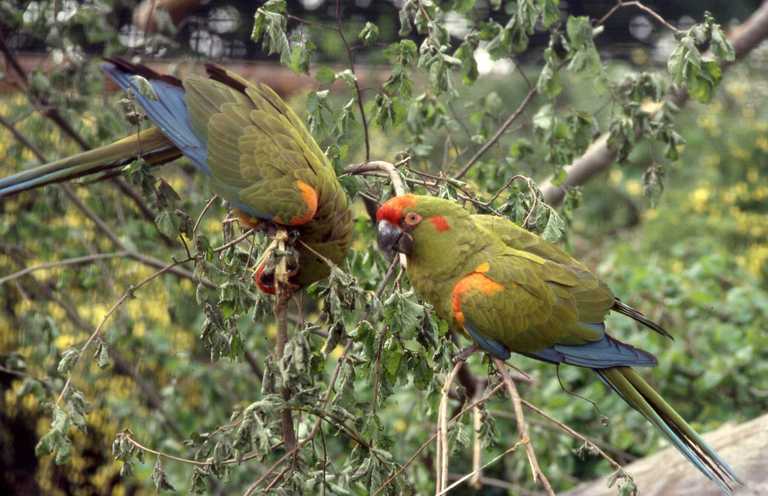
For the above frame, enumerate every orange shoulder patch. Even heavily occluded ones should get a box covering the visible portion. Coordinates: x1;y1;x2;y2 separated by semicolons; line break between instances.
287;180;319;225
450;269;504;327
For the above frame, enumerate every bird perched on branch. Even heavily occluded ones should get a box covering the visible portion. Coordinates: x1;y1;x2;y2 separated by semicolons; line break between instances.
376;194;740;495
0;59;352;294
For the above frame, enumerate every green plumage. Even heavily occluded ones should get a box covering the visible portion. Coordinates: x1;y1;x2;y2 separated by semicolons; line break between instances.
182;67;352;286
0;60;352;289
378;195;739;494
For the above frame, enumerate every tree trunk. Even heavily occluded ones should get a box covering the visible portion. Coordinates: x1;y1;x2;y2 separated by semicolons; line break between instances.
563;413;768;496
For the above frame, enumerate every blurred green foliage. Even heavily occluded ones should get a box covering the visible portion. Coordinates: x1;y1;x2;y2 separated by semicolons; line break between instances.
1;1;766;495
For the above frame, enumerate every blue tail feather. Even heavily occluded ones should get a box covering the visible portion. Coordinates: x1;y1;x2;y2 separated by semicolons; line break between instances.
100;62;210;175
526;334;657;369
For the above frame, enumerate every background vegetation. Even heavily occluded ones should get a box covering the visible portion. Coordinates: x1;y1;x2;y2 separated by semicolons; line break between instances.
1;0;767;495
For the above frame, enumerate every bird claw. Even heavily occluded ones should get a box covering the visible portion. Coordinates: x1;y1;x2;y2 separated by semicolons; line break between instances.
452;344;479;364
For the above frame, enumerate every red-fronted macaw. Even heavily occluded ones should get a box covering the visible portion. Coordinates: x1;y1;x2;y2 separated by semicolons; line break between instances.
0;59;352;293
376;194;739;494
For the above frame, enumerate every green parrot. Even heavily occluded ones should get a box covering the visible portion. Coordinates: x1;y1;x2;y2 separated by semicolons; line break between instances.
376;194;739;494
0;59;352;293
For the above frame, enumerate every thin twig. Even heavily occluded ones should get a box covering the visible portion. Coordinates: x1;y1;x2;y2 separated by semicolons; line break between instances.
121;432;210;466
521;399;624;471
335;0;370;161
455;86;537;180
436;359;465;495
193;195;219;234
56;256;188;405
470;389;484;489
344;161;407;196
438;441;523;495
0;251;129;285
372;381;506;496
493;358;555;496
597;1;680;33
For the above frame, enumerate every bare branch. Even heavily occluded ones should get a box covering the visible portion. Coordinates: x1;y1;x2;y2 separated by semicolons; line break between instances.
435;359;466;495
0;251;129;286
597;1;681;33
494;358;555;496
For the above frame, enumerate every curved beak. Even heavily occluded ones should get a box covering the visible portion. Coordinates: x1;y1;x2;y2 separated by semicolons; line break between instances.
377;220;413;257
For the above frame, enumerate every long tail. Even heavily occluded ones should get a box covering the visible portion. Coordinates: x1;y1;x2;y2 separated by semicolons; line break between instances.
0;127;179;198
597;367;740;495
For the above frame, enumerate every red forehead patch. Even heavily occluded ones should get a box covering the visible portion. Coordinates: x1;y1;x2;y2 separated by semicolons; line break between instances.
376;195;417;223
429;215;450;231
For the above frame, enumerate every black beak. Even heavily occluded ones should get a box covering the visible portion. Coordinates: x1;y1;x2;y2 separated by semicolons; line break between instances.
377;220;413;257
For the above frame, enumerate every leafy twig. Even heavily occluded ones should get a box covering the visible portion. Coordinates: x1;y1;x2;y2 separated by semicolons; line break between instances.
455;87;538;180
335;0;370;161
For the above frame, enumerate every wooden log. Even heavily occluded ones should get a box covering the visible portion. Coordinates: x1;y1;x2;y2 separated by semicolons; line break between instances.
563;413;768;496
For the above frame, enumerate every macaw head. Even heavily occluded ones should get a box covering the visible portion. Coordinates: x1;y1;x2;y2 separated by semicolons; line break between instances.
376;194;473;262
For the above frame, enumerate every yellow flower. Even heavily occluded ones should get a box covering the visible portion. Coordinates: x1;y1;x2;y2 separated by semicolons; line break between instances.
625;179;642;196
609;169;623;185
690;186;710;213
745;244;768;276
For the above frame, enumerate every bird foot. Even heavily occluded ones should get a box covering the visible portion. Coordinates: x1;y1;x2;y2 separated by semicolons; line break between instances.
452;344;479;364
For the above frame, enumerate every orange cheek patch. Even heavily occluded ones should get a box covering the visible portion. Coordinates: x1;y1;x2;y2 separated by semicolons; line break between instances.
450;271;504;327
429;215;450;231
286;180;319;226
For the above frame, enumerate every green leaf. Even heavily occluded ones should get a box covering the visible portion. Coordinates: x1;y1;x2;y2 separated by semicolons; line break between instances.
566;16;592;47
542;210;566;242
95;341;111;369
288;36;315;74
710;24;735;62
538;0;560;28
252;0;290;65
536;60;562;98
57;348;80;375
129;75;159;101
359;22;379;46
315;66;336;85
153;457;176;491
335;69;357;87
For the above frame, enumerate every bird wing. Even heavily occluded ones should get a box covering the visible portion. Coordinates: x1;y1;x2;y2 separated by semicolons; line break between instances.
452;250;655;367
184;66;338;226
473;213;671;337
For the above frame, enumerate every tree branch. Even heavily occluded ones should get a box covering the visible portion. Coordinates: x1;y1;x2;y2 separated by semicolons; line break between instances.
541;1;768;206
455;86;538;180
494;358;555;496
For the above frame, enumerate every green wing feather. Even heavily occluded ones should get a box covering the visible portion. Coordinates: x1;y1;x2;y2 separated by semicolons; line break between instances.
454;252;606;353
184;67;352;283
474;214;667;334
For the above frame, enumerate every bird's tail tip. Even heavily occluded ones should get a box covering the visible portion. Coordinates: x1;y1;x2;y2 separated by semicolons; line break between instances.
598;367;740;495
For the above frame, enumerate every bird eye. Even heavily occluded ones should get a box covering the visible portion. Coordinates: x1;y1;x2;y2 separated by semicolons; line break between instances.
404;212;422;226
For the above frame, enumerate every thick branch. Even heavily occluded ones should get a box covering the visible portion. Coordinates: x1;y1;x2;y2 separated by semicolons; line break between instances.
541;1;768;206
